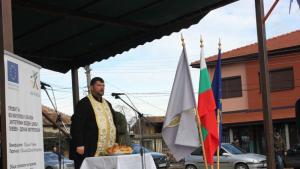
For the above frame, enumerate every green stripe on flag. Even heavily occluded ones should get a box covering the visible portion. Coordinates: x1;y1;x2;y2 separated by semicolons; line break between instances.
201;127;208;141
199;68;211;93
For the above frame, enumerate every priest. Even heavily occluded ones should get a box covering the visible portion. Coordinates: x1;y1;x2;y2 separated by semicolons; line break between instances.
69;77;130;169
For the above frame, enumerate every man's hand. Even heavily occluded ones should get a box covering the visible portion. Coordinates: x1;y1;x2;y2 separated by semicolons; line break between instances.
76;146;85;155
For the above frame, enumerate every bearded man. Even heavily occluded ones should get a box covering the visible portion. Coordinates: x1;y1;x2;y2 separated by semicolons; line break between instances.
69;77;129;169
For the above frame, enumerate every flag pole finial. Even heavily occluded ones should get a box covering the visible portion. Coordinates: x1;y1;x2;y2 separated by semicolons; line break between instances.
200;35;204;48
181;34;185;47
218;38;221;50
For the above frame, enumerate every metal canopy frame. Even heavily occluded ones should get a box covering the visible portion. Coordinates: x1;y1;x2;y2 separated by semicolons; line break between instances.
12;0;236;73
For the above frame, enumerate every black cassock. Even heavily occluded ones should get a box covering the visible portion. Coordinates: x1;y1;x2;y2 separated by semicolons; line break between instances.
69;96;129;169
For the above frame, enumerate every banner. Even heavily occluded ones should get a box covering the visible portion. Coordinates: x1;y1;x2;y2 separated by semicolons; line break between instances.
4;51;44;169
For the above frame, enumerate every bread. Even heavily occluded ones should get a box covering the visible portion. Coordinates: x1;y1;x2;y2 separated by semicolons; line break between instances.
106;143;133;155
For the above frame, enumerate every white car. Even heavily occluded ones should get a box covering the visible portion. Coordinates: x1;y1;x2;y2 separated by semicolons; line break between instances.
185;143;267;169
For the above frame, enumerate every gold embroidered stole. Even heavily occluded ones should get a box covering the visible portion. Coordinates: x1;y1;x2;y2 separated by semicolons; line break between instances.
87;95;116;156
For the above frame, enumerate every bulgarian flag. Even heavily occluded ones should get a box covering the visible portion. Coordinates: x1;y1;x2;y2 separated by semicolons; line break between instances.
197;45;219;165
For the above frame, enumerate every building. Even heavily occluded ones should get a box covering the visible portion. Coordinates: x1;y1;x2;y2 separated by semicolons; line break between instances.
130;116;166;153
191;30;300;154
42;106;71;133
42;106;71;154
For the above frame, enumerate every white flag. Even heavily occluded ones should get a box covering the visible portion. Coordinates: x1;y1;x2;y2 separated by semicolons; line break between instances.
162;45;199;161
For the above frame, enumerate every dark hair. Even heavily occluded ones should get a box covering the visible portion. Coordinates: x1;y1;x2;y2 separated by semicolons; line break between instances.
90;77;104;86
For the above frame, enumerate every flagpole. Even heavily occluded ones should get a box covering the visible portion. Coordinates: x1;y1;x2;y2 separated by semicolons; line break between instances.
197;35;209;169
216;39;221;169
195;108;209;169
217;109;220;169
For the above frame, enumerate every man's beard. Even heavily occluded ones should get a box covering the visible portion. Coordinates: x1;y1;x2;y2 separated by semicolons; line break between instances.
92;91;103;99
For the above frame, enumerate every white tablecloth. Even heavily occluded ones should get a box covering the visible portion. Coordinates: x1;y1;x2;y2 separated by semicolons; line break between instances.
80;153;157;169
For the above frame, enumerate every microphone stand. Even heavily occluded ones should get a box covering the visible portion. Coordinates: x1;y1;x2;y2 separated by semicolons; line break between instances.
113;94;146;169
41;84;65;169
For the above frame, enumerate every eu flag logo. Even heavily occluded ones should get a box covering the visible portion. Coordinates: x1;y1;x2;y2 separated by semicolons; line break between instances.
7;61;19;84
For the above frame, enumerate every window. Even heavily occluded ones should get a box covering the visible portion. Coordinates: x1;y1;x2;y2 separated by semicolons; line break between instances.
191;148;202;156
259;67;294;92
270;68;294;92
214;148;226;156
143;139;154;151
223;144;246;154
222;76;242;99
154;123;163;133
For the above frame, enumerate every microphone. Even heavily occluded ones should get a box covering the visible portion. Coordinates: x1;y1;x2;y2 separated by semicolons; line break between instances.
41;81;51;89
111;93;125;97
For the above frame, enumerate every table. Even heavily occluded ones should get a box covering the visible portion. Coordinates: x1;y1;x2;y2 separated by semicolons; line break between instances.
80;153;157;169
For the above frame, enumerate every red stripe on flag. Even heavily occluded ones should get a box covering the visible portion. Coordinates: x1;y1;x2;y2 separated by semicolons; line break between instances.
198;89;219;164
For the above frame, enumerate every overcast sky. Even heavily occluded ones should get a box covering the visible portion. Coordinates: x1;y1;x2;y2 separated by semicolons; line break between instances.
41;0;300;121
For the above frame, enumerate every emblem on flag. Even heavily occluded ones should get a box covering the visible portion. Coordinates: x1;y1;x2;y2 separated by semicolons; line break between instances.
7;61;19;84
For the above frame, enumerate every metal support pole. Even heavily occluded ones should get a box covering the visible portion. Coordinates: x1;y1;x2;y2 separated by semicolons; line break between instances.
284;124;290;150
264;0;280;22
0;0;13;52
71;68;80;113
229;128;233;143
255;0;276;168
0;0;14;168
84;65;91;94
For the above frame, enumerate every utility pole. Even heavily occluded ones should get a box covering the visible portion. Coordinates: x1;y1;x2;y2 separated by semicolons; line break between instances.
84;65;91;94
255;0;276;168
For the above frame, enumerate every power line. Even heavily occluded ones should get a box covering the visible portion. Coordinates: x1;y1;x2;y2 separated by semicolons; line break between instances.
48;76;300;92
105;81;166;113
48;75;300;95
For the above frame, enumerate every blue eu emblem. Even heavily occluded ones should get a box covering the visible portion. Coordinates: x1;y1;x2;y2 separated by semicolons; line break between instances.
7;61;19;84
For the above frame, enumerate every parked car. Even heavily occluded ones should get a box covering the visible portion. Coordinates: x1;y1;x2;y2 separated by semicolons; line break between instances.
185;143;267;169
285;143;300;169
44;152;74;169
132;144;170;169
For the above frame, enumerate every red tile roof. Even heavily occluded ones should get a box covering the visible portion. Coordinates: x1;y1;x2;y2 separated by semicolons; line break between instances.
42;106;71;125
191;30;300;65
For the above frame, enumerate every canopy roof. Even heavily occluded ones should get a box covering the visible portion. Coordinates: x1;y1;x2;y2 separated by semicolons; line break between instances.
13;0;236;73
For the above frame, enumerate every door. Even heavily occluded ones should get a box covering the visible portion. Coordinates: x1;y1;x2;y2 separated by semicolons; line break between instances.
190;148;205;169
212;148;233;169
